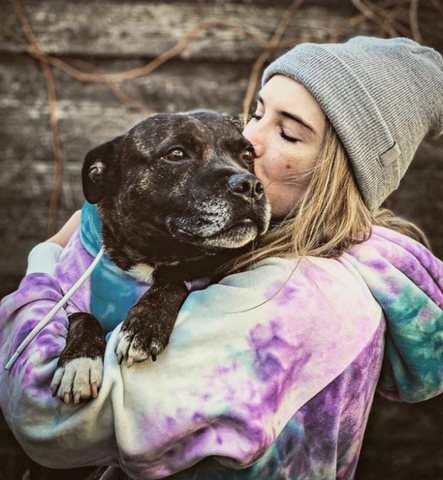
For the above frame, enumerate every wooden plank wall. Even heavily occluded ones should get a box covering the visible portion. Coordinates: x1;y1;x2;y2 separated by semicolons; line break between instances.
0;0;442;479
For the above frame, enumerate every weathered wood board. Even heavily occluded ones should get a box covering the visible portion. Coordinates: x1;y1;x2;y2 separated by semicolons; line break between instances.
0;1;379;60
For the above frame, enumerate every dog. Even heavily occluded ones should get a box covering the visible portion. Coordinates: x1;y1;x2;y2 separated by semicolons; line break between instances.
50;111;271;404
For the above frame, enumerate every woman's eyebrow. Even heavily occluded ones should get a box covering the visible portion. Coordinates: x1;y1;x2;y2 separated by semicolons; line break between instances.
257;95;316;136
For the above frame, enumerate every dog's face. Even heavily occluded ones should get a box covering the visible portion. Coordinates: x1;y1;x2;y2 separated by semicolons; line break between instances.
82;111;271;251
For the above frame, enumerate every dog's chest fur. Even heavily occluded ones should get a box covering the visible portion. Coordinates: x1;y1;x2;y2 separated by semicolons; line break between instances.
127;263;156;284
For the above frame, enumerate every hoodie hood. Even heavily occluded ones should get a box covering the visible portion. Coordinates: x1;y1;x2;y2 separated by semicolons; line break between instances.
80;201;102;258
343;226;443;402
79;201;150;334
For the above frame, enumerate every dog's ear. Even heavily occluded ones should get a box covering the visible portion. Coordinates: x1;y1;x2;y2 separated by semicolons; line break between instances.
82;136;122;204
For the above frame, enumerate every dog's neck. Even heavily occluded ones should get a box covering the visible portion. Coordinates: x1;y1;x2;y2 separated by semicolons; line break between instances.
95;197;244;283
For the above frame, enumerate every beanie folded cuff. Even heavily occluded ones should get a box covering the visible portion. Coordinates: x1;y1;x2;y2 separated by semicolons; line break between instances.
262;43;401;211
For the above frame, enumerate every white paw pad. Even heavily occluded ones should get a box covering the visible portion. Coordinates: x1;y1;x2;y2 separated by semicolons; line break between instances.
51;357;103;405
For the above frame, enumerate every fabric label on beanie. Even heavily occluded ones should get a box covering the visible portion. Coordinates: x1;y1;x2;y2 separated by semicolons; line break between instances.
379;142;401;168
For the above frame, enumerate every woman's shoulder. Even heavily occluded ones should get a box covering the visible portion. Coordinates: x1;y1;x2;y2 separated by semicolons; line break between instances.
221;253;382;313
236;223;442;311
191;253;383;353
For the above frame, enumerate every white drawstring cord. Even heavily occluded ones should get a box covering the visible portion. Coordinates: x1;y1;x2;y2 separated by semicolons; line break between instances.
4;247;105;371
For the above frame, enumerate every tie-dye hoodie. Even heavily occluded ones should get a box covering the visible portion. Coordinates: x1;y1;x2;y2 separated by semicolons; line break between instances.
0;203;443;480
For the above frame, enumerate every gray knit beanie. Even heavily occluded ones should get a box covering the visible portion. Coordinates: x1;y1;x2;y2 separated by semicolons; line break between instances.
262;36;443;212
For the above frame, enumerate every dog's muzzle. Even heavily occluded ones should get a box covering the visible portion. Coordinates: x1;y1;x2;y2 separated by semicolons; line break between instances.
165;172;271;250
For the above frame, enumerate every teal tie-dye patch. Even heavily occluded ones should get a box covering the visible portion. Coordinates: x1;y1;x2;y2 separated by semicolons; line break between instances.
345;254;443;402
79;202;149;334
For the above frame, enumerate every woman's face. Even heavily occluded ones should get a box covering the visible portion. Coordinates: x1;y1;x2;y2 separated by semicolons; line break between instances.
243;74;327;219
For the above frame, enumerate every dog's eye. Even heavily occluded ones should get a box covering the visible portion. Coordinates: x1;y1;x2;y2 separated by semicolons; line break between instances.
242;147;255;164
164;148;188;162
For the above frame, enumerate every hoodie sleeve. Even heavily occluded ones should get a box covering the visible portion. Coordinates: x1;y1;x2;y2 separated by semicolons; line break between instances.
344;226;443;403
26;242;64;276
0;248;382;479
0;241;119;467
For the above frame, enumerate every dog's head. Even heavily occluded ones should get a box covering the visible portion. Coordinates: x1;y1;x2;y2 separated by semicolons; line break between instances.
82;111;271;251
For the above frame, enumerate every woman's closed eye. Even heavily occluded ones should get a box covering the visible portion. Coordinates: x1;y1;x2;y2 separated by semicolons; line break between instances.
250;113;300;144
279;129;300;143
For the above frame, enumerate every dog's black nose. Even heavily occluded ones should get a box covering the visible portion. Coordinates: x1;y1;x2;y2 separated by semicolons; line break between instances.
228;173;264;202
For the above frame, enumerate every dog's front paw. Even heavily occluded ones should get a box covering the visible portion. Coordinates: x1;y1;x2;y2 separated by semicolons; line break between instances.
115;314;171;368
51;357;103;405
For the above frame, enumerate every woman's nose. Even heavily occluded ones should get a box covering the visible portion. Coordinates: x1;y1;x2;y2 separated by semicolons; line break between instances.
243;124;265;157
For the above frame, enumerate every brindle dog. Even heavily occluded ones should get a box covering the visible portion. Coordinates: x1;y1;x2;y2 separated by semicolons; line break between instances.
51;111;271;404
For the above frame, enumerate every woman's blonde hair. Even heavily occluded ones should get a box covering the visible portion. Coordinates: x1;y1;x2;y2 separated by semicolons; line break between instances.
222;118;430;275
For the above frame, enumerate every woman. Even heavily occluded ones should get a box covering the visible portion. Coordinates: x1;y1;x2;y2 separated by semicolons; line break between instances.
1;36;443;479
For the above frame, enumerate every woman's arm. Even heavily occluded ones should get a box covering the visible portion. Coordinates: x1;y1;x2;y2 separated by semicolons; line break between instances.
0;235;118;468
45;210;81;248
0;240;382;478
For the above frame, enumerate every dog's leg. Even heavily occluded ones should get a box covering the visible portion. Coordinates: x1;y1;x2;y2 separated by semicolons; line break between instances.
115;274;188;367
51;312;106;405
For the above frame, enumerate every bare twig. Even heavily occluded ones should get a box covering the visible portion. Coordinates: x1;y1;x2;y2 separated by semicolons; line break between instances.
280;0;410;45
409;0;423;43
350;0;400;37
0;26;154;115
378;2;405;38
8;0;64;238
242;0;305;124
241;50;272;126
366;0;413;36
430;0;443;18
0;19;268;84
278;12;366;47
70;58;154;115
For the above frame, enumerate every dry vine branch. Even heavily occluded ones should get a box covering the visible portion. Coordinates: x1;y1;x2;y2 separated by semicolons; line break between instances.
351;0;400;36
280;0;409;46
363;0;412;36
8;0;64;238
409;0;422;43
378;2;405;38
68;58;154;115
0;26;154;115
2;19;268;84
242;0;306;124
430;0;443;18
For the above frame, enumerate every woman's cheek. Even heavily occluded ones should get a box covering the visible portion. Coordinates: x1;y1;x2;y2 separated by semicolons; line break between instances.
259;149;287;182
